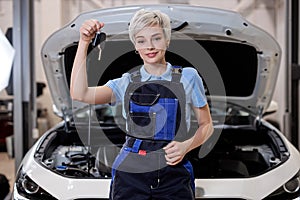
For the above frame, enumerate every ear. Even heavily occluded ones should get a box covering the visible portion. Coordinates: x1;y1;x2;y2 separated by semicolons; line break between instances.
166;40;170;48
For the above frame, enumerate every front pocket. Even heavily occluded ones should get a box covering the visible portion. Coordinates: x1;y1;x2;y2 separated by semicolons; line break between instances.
128;112;156;139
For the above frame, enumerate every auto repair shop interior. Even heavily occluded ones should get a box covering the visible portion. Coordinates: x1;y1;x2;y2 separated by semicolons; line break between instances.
0;0;300;200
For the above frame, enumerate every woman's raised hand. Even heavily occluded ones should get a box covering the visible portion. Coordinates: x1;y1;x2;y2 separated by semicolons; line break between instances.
79;19;104;43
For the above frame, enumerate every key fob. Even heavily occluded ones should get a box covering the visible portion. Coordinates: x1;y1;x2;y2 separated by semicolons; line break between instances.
92;32;106;49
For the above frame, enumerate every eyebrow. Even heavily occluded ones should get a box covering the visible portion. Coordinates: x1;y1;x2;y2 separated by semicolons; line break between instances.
152;33;163;37
135;32;163;39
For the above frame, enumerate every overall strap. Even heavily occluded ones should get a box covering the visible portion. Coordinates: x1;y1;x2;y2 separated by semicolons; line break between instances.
124;138;143;153
171;65;182;82
130;70;142;82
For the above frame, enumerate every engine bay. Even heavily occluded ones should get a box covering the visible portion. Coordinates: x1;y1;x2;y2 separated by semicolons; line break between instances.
36;123;288;179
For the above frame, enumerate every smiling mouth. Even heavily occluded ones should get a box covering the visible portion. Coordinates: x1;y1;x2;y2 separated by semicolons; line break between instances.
146;52;157;58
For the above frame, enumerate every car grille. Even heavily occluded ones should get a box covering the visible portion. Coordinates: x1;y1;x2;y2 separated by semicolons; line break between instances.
75;198;245;200
196;199;246;200
74;197;247;200
74;199;108;200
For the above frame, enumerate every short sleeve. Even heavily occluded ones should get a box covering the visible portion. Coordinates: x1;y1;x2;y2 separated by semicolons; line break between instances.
104;73;130;104
192;71;207;108
182;67;207;108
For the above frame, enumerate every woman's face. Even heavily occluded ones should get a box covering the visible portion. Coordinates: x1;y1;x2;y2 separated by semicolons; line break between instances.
134;24;169;65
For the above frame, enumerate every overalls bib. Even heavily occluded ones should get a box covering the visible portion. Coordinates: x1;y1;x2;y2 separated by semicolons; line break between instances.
125;65;187;141
110;66;195;200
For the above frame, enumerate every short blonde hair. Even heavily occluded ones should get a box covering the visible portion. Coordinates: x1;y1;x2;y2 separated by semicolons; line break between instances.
128;9;171;44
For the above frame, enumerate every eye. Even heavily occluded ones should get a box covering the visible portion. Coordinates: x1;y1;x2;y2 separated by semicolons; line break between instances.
153;37;161;41
136;39;145;44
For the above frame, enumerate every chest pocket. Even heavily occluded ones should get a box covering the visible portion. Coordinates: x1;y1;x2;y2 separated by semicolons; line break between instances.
128;92;178;140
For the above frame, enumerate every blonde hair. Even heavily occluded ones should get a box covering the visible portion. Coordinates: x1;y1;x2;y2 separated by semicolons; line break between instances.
128;9;171;44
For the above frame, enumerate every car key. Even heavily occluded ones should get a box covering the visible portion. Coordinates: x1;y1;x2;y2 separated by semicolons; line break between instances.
92;31;106;47
92;32;106;60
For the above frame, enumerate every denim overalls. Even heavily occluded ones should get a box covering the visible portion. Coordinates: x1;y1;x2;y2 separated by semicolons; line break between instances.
110;66;195;200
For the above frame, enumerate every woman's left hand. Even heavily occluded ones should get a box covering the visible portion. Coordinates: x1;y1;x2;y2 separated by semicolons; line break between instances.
163;141;190;166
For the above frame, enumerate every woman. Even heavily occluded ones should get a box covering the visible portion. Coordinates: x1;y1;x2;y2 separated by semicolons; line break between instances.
70;8;213;200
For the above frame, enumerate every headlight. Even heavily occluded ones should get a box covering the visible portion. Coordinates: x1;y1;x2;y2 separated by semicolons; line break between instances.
264;170;300;199
15;168;57;200
283;175;300;194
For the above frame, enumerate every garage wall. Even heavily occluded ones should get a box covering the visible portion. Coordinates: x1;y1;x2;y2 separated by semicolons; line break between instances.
0;0;288;135
0;0;13;34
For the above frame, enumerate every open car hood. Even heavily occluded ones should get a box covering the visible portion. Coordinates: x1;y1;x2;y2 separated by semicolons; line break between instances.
41;4;281;118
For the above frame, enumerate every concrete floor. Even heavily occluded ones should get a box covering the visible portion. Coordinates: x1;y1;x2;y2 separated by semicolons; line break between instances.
0;152;15;193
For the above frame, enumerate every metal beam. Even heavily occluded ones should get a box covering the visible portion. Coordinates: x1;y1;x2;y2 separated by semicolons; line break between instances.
13;0;36;169
283;0;292;143
290;0;300;149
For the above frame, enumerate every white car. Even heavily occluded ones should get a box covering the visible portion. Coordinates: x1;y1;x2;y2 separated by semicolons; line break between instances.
13;4;300;200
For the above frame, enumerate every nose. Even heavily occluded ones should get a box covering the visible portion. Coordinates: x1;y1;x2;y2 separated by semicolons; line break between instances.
146;39;155;49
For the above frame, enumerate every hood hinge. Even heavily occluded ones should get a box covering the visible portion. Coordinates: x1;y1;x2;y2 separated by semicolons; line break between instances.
61;106;71;133
256;105;264;128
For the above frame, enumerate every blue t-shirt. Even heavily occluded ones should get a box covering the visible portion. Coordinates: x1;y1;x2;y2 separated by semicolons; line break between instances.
105;62;207;130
